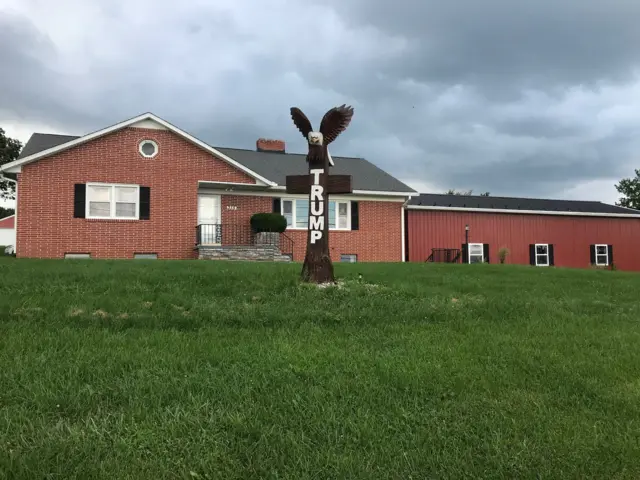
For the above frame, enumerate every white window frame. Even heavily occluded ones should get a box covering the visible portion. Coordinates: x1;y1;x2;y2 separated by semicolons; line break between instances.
86;182;140;220
468;243;484;263
595;244;608;266
534;243;549;266
281;198;351;231
340;254;357;263
139;140;158;158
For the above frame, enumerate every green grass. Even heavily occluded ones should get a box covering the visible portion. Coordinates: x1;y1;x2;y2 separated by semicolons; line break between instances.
1;258;640;479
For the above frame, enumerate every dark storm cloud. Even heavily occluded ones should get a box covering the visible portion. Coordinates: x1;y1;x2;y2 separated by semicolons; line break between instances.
1;0;639;202
322;0;640;91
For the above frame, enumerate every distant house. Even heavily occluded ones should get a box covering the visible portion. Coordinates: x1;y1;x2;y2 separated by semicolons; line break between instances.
0;214;16;251
0;112;416;261
406;193;640;270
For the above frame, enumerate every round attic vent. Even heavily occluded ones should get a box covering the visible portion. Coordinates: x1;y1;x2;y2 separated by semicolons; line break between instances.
139;140;158;158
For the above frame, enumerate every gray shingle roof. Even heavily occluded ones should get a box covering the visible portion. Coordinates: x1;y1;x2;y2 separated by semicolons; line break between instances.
16;132;416;194
215;147;415;193
408;193;640;215
18;133;80;159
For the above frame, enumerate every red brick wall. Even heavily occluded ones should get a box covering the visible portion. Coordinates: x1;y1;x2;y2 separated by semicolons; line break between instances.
17;127;255;259
284;200;403;262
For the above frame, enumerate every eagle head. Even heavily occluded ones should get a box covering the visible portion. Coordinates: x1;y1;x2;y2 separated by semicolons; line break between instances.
308;131;323;145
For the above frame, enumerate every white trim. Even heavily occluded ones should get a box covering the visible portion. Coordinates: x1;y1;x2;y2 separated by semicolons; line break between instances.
130;119;168;130
281;197;351;231
594;244;609;266
86;182;140;220
406;204;640;218
0;113;277;186
138;140;158;158
197;180;271;190
197;186;408;203
269;185;416;197
534;243;550;266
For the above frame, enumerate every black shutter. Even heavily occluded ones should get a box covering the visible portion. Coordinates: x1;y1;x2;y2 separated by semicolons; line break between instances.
529;244;536;265
461;243;468;264
589;244;596;265
272;198;281;213
549;244;555;266
608;244;614;266
351;201;359;230
139;187;150;220
483;243;490;263
73;183;86;218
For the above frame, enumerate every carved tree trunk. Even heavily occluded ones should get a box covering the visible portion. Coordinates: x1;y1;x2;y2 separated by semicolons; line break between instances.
301;150;335;284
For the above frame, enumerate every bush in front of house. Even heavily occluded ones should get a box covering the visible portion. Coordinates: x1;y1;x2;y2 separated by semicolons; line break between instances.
250;213;288;233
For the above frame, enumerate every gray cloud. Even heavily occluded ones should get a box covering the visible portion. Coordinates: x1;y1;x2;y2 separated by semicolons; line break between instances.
1;0;640;203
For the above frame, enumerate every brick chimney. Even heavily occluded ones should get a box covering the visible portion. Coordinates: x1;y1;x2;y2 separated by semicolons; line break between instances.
256;138;286;153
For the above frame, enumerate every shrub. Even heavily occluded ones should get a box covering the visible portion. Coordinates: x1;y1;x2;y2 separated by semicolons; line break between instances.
498;247;510;264
250;213;287;233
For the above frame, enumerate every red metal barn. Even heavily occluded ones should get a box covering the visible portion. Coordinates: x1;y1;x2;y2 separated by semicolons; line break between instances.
405;194;640;271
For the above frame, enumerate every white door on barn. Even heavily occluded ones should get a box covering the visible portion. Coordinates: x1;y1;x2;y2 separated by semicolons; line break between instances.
197;194;222;244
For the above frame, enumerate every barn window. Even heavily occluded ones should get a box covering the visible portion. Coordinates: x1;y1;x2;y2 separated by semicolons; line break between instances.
468;243;484;263
535;244;549;266
595;244;608;266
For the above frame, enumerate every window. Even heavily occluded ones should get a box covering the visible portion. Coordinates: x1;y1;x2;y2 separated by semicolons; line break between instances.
281;199;350;230
87;183;139;219
535;244;549;266
65;253;91;259
530;243;555;266
139;140;158;158
468;243;484;263
340;254;357;263
134;253;158;259
595;244;608;266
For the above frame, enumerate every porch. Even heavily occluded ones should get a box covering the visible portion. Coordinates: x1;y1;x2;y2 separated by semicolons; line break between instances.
195;223;294;262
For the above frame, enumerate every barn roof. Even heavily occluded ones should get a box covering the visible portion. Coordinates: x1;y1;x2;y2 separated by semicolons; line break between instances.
408;193;640;217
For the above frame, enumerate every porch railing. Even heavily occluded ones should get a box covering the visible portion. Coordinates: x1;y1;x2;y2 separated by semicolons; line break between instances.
426;248;461;263
196;224;294;259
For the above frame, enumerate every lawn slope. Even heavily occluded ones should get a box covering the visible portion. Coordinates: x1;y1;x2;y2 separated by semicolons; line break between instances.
1;259;639;479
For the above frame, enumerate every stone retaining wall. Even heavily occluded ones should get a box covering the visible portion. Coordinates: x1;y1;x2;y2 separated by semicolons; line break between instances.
198;245;292;262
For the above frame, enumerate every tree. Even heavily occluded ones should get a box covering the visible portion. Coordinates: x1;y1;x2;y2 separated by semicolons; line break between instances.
614;169;640;210
0;207;14;219
446;189;490;196
0;127;22;200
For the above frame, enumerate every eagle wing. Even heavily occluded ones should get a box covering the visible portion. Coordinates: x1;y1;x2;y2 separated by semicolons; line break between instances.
319;104;354;145
290;107;313;139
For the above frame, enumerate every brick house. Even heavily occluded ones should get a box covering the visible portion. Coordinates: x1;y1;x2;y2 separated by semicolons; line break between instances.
0;112;416;261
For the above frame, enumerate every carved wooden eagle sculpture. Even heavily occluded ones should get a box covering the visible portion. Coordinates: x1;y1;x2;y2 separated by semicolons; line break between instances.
290;104;354;166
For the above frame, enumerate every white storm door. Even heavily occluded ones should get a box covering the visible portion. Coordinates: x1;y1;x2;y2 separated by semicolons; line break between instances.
198;194;221;244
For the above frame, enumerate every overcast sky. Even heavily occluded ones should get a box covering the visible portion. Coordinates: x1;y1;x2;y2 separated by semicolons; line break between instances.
2;0;640;209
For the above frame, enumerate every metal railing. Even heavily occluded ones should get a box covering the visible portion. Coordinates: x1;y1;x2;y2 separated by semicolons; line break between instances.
195;224;294;259
426;248;461;263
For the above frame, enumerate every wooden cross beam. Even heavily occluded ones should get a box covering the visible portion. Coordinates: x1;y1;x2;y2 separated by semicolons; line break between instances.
285;174;352;195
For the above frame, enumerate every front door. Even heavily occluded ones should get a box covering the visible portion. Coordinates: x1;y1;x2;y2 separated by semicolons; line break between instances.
198;194;221;244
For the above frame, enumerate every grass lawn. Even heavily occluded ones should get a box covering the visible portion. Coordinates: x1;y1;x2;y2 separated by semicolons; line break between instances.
1;258;640;479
